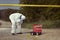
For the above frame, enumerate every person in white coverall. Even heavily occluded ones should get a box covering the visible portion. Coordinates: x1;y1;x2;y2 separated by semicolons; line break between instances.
9;13;26;35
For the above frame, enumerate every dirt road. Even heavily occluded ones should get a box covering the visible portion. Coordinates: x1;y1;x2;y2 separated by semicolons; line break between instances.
0;28;60;40
0;20;60;40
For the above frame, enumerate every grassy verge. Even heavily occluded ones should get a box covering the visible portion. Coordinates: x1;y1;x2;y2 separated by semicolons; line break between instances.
22;20;60;29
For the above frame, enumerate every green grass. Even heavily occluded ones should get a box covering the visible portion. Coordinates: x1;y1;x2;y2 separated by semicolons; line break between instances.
22;20;60;29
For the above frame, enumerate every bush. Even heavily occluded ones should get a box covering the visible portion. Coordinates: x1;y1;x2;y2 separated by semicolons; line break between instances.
22;20;60;29
0;9;19;21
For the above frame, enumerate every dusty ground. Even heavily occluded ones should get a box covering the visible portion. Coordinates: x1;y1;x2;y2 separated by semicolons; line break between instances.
0;20;60;40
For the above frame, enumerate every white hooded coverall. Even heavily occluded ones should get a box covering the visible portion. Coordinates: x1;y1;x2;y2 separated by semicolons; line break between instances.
9;13;26;34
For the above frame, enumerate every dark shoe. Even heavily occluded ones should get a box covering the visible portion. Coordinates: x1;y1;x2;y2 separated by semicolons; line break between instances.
17;32;23;34
12;33;15;35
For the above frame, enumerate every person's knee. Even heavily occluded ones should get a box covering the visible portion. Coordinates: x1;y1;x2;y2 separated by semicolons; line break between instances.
11;21;16;26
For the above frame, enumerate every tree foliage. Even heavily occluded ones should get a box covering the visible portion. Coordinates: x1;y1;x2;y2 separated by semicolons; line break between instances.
20;0;60;22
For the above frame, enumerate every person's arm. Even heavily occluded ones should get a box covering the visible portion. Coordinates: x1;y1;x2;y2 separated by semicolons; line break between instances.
21;15;26;21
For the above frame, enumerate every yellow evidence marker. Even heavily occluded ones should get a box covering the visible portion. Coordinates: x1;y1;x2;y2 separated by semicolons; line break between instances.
35;36;39;37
